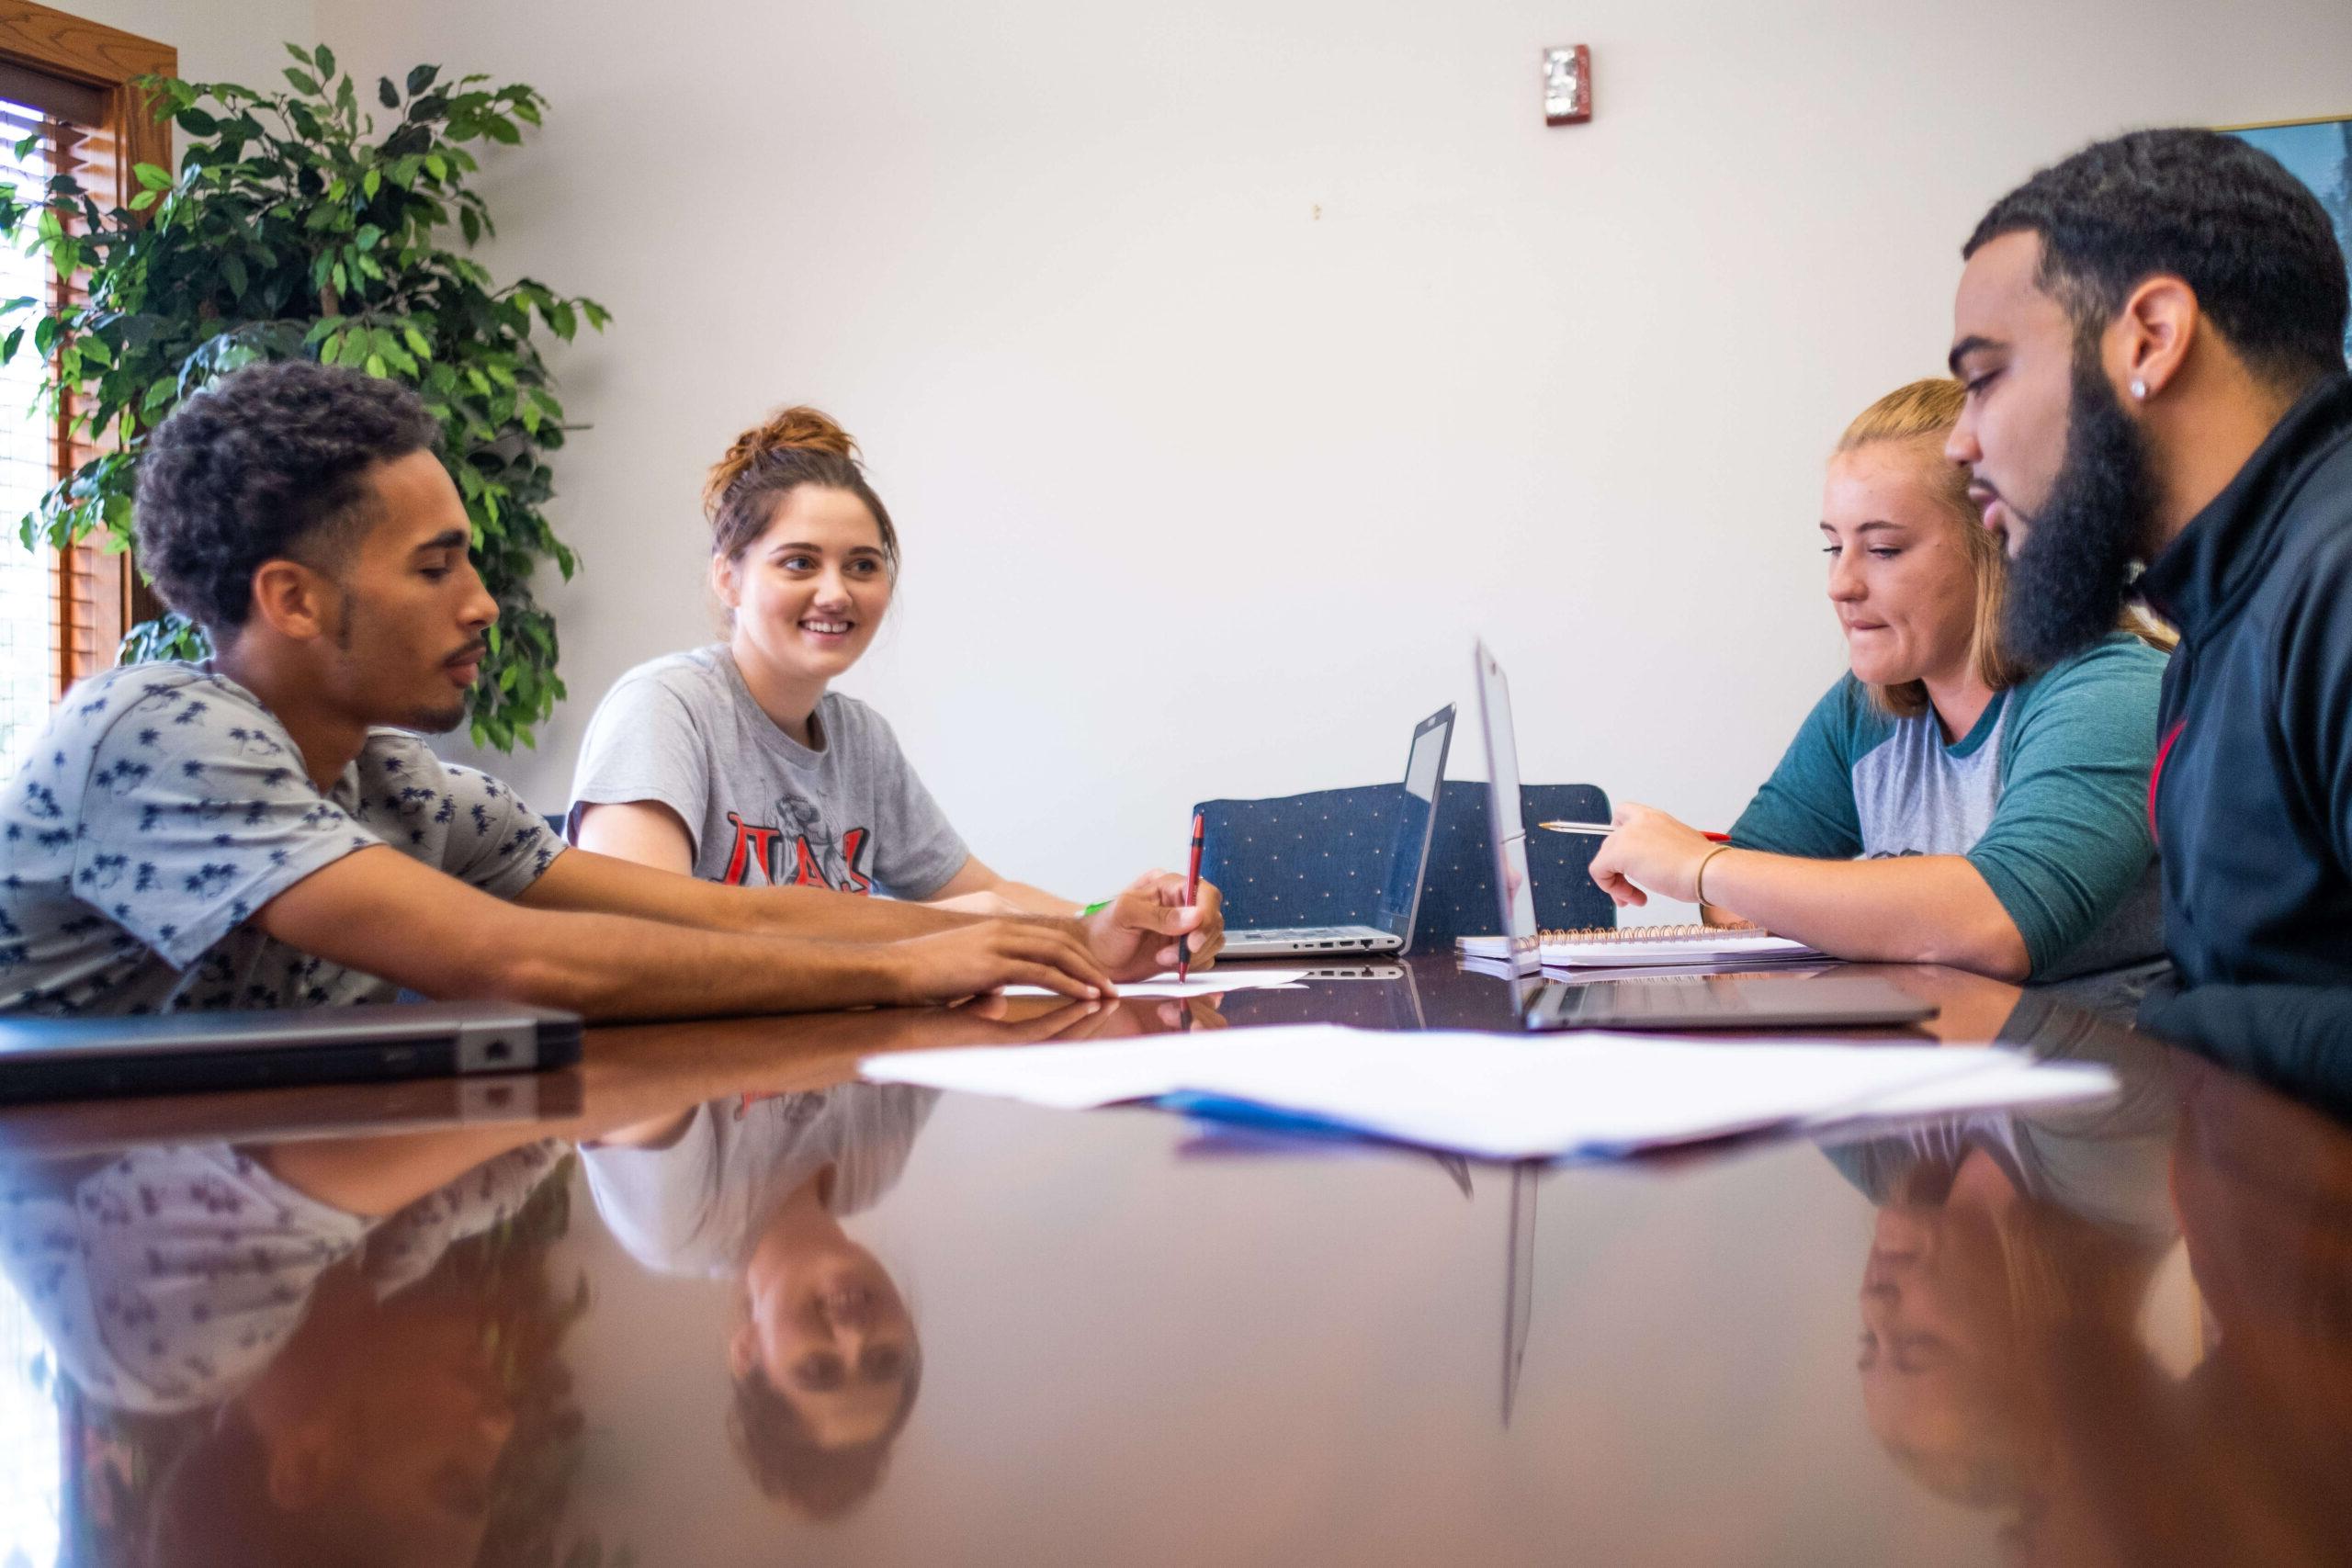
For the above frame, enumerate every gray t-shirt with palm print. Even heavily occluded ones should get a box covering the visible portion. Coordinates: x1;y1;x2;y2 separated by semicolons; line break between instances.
0;661;561;1016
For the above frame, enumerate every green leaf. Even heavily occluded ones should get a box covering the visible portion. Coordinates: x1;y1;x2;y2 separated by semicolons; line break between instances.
42;57;587;758
0;326;20;366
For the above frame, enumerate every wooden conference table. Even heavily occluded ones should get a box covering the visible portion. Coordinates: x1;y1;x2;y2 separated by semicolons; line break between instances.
0;957;2346;1567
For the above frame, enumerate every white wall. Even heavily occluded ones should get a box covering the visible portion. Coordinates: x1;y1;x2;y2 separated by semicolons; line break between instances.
205;1;2352;899
70;0;315;100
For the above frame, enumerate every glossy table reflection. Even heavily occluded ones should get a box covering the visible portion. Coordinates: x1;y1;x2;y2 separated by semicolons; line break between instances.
1;959;2348;1567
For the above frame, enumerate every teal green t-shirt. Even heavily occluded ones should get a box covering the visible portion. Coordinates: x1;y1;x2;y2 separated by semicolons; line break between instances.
1728;633;2168;981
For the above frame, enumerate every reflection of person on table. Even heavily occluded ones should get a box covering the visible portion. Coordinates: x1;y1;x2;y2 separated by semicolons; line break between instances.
2158;1056;2352;1567
1866;1032;2352;1567
574;987;1221;1519
1589;378;2169;996
586;1084;934;1518
0;1136;573;1567
1827;991;2177;1539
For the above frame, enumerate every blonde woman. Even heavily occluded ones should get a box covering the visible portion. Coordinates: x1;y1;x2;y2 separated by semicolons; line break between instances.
1590;378;2168;985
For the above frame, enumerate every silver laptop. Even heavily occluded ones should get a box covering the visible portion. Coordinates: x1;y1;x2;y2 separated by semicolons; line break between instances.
1469;637;1933;1032
1222;705;1454;958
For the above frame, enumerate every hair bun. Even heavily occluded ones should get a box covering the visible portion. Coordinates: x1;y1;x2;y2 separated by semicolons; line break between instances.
752;405;858;458
705;404;860;516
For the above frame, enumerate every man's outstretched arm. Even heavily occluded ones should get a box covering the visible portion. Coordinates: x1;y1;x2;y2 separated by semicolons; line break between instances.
519;848;1226;980
516;846;988;938
254;846;1114;1020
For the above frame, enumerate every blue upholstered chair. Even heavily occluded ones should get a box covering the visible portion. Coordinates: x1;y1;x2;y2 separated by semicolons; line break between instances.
1190;780;1616;953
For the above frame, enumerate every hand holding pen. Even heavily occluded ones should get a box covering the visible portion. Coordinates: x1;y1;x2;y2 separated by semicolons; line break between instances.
1181;810;1204;982
1580;803;1738;908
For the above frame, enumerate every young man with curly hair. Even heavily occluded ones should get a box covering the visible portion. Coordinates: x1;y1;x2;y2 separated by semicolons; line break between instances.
0;361;1219;1018
1945;129;2352;992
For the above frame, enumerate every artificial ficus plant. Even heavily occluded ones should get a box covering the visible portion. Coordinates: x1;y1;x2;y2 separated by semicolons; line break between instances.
0;43;608;750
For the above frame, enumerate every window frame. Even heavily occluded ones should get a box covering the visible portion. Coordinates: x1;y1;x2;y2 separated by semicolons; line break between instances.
0;2;173;697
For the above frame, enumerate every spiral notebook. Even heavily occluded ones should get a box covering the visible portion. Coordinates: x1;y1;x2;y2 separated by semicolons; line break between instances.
1456;923;1825;970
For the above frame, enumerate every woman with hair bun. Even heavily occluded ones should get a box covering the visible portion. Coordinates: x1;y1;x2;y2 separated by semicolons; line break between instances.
569;407;1217;958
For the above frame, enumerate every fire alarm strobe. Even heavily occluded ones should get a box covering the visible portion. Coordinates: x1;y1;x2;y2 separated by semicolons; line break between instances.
1544;45;1591;126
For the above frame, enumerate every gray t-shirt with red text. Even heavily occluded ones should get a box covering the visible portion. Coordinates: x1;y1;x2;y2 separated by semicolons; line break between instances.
567;646;967;897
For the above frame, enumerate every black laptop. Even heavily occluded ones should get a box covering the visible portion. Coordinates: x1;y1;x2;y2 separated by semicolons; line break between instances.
0;1000;583;1104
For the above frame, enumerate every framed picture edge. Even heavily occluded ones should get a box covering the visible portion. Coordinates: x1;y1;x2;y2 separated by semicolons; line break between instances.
2216;112;2352;132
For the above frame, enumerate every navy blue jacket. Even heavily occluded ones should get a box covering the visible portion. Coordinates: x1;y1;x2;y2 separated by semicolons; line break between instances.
2138;373;2352;987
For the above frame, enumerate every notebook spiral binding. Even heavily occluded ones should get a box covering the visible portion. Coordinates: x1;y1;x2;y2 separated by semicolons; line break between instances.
1477;921;1767;953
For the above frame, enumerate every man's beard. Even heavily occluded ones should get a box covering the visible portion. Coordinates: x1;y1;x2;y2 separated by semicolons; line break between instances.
2000;353;2160;667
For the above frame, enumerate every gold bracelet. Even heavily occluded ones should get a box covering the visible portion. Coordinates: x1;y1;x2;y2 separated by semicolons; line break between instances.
1693;845;1734;907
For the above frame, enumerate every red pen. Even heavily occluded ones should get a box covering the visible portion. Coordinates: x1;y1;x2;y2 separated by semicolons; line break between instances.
1180;810;1204;982
1538;820;1729;842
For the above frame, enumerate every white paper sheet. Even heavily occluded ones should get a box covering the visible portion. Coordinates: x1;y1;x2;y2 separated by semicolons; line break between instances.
858;1026;2116;1161
1001;968;1310;999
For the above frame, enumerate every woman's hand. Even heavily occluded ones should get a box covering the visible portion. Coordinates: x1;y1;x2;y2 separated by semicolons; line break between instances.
1080;870;1226;980
1588;803;1724;908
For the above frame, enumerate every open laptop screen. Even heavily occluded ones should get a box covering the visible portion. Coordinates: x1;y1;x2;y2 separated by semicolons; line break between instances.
1374;705;1454;943
1474;639;1540;949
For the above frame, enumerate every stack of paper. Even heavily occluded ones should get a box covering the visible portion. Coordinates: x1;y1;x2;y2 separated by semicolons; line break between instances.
1000;967;1309;999
858;1026;2115;1162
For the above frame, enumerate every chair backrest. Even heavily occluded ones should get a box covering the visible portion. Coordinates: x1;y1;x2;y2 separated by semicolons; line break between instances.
1191;780;1615;954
